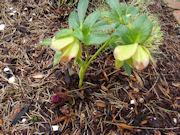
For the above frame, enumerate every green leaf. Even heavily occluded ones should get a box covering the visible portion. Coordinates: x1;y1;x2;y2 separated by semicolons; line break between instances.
131;14;153;43
78;0;89;25
115;25;134;44
54;51;62;66
55;29;72;39
122;6;139;24
69;11;80;29
77;57;84;67
83;11;100;30
106;0;121;16
123;61;132;75
40;38;52;46
72;28;84;41
119;3;127;14
115;59;124;68
85;32;110;45
126;6;138;18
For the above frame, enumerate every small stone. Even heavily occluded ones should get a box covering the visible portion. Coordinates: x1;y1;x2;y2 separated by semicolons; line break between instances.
173;118;177;124
22;118;26;123
3;67;10;72
130;99;135;104
0;24;5;30
8;76;15;83
173;10;180;25
163;0;180;10
9;10;16;16
52;125;59;131
139;98;144;103
24;7;28;11
29;18;32;22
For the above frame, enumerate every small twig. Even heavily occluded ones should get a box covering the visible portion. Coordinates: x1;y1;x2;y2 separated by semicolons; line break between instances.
104;121;180;130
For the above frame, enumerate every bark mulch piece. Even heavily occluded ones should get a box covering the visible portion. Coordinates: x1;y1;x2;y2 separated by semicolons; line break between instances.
0;0;180;134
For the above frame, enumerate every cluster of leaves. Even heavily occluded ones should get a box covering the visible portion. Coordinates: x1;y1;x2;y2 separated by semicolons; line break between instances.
41;0;154;87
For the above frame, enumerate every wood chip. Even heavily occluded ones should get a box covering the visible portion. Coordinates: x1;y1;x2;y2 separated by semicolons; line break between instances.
96;101;106;108
51;116;68;125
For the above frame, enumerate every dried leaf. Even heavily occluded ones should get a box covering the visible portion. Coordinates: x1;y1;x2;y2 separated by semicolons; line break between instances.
11;104;21;120
133;71;144;87
11;106;30;125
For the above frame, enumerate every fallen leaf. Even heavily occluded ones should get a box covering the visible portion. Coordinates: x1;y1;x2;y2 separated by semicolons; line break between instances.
133;71;144;87
11;106;30;125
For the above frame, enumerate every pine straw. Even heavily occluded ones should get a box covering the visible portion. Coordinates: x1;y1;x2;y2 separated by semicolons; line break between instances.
0;0;180;134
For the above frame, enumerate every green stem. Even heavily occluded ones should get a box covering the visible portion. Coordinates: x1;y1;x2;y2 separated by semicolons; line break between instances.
78;40;110;88
85;45;89;64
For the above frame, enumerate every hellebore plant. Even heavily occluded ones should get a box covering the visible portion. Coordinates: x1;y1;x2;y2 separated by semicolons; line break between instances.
40;0;154;88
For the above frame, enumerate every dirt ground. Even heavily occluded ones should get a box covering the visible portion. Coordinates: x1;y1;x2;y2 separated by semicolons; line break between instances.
0;0;180;135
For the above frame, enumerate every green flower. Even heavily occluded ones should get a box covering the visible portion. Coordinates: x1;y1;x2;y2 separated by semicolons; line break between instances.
114;43;151;70
51;35;82;64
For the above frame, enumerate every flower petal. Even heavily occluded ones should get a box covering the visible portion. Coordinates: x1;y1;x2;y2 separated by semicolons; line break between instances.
114;43;138;61
132;46;149;70
51;36;75;51
60;39;80;63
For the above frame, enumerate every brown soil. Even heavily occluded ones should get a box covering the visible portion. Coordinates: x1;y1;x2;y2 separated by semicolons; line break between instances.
0;0;180;135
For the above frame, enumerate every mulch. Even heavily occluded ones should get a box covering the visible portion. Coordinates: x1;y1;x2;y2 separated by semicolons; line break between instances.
0;0;180;134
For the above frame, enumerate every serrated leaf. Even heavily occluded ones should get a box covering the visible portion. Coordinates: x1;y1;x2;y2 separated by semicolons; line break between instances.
54;51;62;66
106;0;121;16
69;11;80;29
72;28;84;41
131;14;153;43
78;0;89;25
122;6;138;24
83;11;100;29
40;38;52;46
126;6;138;18
55;29;72;39
123;61;132;75
115;25;134;44
85;32;110;45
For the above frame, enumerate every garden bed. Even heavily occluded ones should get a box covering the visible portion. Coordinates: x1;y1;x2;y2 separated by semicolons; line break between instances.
0;0;180;134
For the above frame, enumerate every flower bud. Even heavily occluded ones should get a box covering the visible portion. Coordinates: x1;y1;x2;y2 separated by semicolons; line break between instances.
132;46;149;70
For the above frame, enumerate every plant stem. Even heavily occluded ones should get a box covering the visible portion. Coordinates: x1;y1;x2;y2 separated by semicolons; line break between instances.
85;45;89;64
78;40;110;88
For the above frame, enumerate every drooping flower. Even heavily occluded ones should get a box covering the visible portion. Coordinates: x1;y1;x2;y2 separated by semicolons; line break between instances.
51;35;82;64
132;46;150;70
113;43;151;70
113;43;138;68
